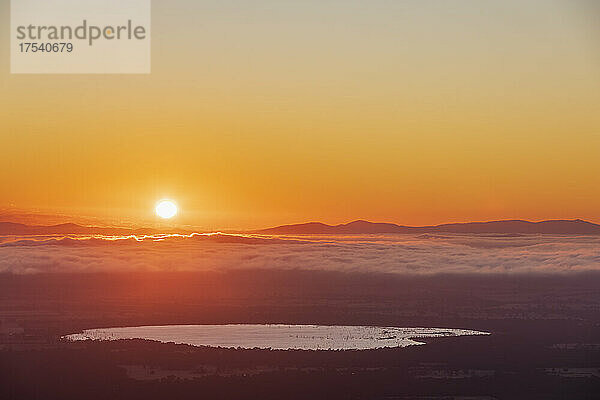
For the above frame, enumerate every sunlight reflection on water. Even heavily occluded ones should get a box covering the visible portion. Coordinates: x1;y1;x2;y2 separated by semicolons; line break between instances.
63;324;489;350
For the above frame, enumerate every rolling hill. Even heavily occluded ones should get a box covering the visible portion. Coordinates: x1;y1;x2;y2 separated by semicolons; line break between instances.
255;219;600;235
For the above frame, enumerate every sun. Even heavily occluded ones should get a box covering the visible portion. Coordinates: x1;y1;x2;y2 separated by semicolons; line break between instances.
155;200;178;219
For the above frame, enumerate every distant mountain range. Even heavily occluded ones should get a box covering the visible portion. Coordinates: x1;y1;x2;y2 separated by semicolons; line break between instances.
0;222;158;236
1;219;600;236
255;219;600;235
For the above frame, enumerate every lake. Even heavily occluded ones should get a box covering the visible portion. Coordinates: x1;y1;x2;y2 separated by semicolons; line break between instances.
63;324;489;350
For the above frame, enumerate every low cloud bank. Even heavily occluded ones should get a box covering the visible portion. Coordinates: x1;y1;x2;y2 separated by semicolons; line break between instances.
0;233;599;275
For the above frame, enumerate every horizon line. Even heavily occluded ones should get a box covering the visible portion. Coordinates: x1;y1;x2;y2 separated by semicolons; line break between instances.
1;217;599;233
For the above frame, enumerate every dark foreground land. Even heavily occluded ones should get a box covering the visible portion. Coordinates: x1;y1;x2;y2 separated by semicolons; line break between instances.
1;270;599;399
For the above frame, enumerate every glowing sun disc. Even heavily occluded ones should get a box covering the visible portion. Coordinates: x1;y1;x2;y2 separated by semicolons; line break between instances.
156;200;178;219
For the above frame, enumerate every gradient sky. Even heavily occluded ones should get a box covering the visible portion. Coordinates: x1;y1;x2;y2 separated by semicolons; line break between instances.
1;0;599;229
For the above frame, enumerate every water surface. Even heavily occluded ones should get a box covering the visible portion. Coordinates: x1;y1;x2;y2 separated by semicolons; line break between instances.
64;324;489;350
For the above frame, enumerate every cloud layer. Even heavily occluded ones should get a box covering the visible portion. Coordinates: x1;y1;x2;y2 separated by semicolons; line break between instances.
1;233;599;275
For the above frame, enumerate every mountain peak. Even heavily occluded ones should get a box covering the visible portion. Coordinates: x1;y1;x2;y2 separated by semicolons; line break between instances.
256;219;600;235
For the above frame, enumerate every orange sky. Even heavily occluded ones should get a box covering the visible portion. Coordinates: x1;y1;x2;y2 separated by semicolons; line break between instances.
1;0;599;229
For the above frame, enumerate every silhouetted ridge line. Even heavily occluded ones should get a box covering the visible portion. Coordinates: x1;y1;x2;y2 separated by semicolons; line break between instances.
255;219;600;235
0;222;163;236
2;219;599;236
